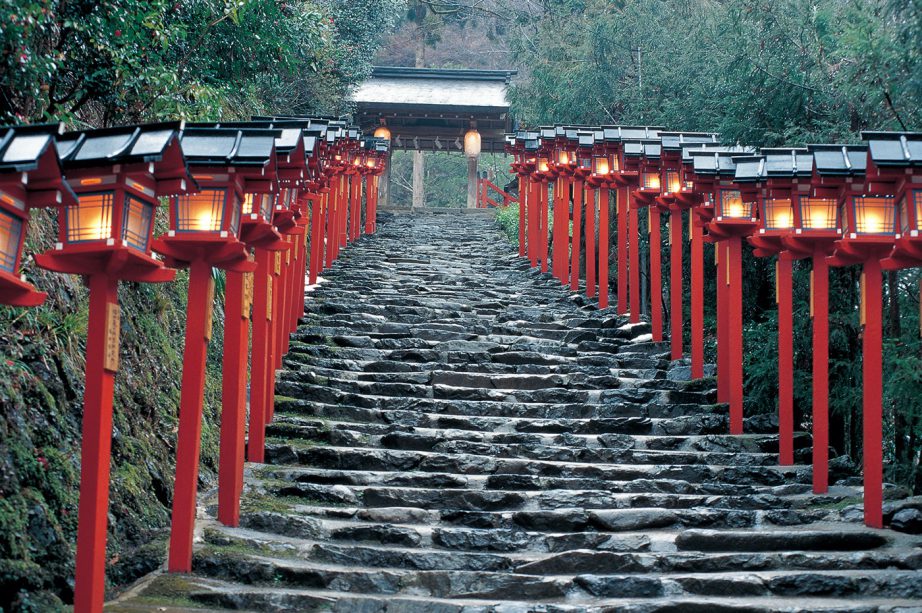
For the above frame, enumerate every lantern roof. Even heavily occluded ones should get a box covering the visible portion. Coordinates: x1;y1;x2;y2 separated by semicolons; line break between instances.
734;148;813;182
0;123;65;172
624;139;661;158
179;126;281;167
689;146;754;175
56;121;188;169
659;131;720;151
0;123;77;207
681;142;735;163
861;131;922;166
600;126;662;142
806;144;867;176
577;131;596;149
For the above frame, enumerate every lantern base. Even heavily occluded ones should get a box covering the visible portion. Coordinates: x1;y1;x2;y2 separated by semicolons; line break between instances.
153;235;251;271
35;245;176;283
240;221;288;252
827;237;894;267
610;171;639;188
0;270;46;307
707;219;759;240
273;210;298;234
882;237;922;270
631;191;657;209
748;235;811;259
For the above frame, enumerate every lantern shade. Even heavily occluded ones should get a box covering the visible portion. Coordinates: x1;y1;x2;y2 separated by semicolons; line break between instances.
762;198;794;231
0;209;23;273
718;189;752;219
66;192;115;243
537;157;550;174
850;196;896;235
664;171;681;194
592;156;610;176
464;130;482;158
798;197;838;231
642;172;661;191
175;189;229;233
122;195;154;251
900;190;922;232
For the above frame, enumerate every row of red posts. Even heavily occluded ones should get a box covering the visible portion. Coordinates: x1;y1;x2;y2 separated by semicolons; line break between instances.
0;118;389;613
505;126;922;531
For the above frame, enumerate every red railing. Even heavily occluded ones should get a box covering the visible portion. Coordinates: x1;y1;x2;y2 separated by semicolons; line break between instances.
477;176;517;208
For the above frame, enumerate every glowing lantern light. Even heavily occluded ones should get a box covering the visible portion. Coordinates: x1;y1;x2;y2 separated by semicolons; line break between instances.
464;129;481;158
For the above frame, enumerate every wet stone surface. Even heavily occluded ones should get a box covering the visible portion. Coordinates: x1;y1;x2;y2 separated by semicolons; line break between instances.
114;212;922;612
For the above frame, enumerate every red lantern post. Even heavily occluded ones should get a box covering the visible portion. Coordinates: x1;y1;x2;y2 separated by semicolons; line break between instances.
611;128;660;323
0;124;75;306
633;140;665;341
152;126;278;573
690;148;757;434
739;149;814;465
829;131;918;528
655;133;720;361
586;132;619;308
35;123;192;613
570;131;597;292
784;143;864;493
550;127;577;286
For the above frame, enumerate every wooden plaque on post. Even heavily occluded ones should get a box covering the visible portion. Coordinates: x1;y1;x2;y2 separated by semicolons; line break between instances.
104;302;121;373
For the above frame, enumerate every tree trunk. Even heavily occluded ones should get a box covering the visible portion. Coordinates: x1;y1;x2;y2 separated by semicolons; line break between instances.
887;270;901;338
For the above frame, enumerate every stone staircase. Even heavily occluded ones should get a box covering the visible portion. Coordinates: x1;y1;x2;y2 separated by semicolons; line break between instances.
115;213;922;612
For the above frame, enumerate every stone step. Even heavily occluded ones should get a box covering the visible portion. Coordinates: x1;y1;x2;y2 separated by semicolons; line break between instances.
265;420;799;467
261;443;810;485
117;214;921;611
268;416;804;449
188;548;922;600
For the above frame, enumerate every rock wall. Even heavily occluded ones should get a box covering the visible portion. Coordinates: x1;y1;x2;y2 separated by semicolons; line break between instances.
0;210;225;611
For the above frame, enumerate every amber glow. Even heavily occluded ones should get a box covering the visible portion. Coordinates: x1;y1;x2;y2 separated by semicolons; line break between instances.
464;129;482;158
121;195;153;251
0;209;22;272
374;126;391;140
854;196;895;235
80;178;103;186
67;192;113;242
915;191;922;230
721;190;747;218
557;150;570;166
666;171;681;194
642;172;661;190
242;193;256;215
538;157;550;173
764;198;793;230
176;189;225;232
799;197;837;231
593;157;610;176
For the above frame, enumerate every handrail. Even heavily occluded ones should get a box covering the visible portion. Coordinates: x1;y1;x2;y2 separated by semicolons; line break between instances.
476;177;517;208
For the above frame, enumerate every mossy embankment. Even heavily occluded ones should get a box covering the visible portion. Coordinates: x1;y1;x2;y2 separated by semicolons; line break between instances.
0;210;226;611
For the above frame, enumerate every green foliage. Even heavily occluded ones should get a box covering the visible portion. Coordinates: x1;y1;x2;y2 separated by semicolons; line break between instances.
495;202;519;243
388;151;514;208
508;0;920;144
0;0;407;123
0;3;405;609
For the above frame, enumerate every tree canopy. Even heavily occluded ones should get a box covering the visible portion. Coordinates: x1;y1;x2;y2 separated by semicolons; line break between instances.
1;0;407;125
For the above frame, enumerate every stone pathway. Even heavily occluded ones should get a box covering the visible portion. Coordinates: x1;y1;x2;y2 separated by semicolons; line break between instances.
114;212;922;612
